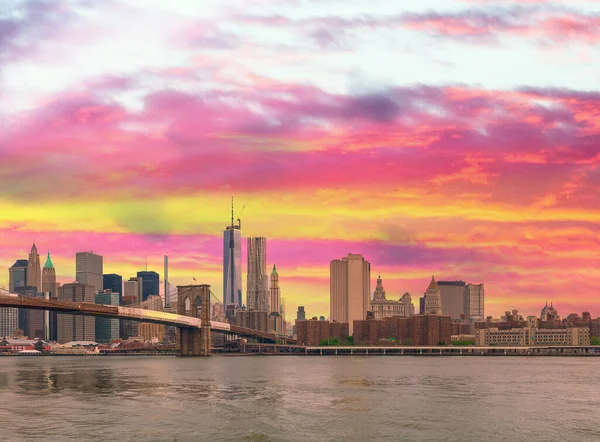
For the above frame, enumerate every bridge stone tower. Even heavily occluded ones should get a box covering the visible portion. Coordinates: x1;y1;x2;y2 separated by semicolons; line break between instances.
177;284;212;356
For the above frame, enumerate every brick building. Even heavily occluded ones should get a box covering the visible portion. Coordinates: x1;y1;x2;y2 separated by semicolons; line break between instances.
353;319;387;345
410;314;452;346
296;319;349;345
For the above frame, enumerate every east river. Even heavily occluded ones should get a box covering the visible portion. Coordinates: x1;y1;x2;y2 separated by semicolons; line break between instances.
0;356;599;441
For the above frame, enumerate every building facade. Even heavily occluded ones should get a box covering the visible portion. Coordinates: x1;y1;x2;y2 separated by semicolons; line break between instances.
95;290;120;343
27;243;41;292
103;274;123;304
330;254;370;334
296;319;349;346
9;259;28;293
464;283;485;321
423;276;442;315
124;277;143;305
137;271;160;302
57;283;96;343
410;314;452;346
234;309;268;332
76;252;103;292
0;307;18;338
476;326;590;346
138;295;165;342
370;275;414;320
247;237;268;311
438;280;466;320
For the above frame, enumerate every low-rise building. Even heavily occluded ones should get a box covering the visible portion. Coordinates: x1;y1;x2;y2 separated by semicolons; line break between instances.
477;326;590;346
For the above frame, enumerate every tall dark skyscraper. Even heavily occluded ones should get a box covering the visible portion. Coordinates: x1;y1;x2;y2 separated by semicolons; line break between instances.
103;274;123;303
223;199;242;310
9;260;28;292
137;271;159;302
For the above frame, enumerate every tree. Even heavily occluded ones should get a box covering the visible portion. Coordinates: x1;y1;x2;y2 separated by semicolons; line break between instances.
591;336;600;345
345;336;354;346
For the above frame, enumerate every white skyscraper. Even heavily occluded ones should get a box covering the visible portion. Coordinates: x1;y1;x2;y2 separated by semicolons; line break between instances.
76;252;103;293
247;237;268;311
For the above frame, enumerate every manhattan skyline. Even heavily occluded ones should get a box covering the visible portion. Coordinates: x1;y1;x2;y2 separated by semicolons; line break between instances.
2;0;600;319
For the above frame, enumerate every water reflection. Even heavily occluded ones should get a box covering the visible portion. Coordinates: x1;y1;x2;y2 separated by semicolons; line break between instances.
0;357;599;442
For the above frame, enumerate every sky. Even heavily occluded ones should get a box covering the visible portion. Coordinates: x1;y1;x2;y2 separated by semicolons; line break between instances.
1;0;600;321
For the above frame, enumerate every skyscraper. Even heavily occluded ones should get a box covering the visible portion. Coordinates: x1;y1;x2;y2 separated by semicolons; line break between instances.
27;243;41;292
137;271;159;302
76;252;103;293
438;280;466;320
8;260;28;292
223;201;242;310
464;283;485;321
124;277;143;304
424;276;442;315
247;237;268;311
330;253;371;334
42;252;58;298
269;264;280;314
57;282;95;343
103;274;123;303
95;290;120;343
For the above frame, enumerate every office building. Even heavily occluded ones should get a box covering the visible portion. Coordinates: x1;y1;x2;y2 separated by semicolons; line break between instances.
14;285;40;338
103;274;123;304
9;260;28;293
247;237;268;311
438;280;466;320
138;295;165;342
223;203;242;309
464;283;485;321
124;277;143;305
424;276;442;315
0;307;18;338
330;254;371;334
95;290;120;343
27;243;41;292
76;252;103;292
137;271;159;302
370;275;415;320
57;283;96;343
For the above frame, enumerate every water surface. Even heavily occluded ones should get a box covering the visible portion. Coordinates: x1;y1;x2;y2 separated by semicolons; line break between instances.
0;356;598;441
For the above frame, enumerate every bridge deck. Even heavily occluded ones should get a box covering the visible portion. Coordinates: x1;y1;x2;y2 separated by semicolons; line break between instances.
0;295;294;343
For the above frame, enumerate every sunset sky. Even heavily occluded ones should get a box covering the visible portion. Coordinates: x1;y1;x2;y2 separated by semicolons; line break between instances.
1;0;600;320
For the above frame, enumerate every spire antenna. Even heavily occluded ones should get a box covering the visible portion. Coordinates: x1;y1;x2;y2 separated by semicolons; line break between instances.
231;196;234;227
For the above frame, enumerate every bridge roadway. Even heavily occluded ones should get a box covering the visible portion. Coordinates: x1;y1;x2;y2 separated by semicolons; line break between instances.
0;294;294;344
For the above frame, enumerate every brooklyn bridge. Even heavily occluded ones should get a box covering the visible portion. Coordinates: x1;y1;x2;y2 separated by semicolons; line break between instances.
0;285;294;356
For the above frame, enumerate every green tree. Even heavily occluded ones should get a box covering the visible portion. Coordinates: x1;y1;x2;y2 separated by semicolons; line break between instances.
591;336;600;345
345;336;354;346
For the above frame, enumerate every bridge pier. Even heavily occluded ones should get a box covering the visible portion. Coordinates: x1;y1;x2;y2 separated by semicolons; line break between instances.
177;284;212;357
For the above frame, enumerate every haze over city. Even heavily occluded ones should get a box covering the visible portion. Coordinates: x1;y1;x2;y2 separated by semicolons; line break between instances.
2;0;600;321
